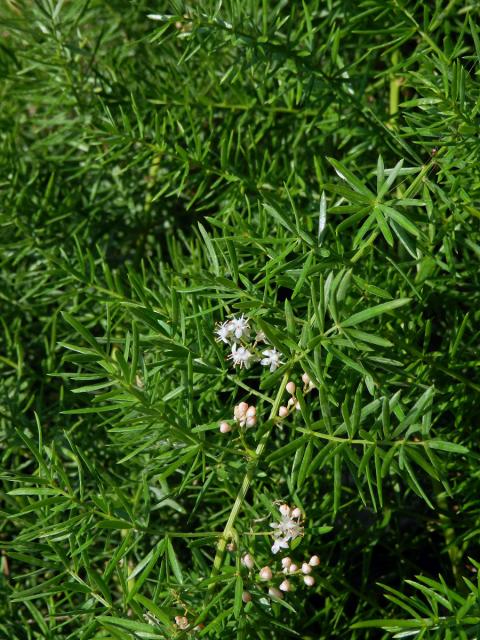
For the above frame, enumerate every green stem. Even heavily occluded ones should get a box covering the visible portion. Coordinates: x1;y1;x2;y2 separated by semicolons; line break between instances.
433;480;464;591
389;50;400;129
209;373;289;583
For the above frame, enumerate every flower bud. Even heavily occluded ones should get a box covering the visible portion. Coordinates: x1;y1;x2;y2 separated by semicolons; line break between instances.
286;381;296;395
242;591;252;603
268;586;283;599
246;415;257;428
309;555;320;567
302;372;311;386
219;421;231;433
279;579;291;592
279;504;290;517
259;566;272;581
291;507;302;519
304;575;315;587
246;405;256;417
278;406;289;418
281;557;292;569
234;402;248;419
289;563;298;573
227;542;236;552
301;562;312;574
295;401;301;411
174;615;189;630
242;553;254;570
287;396;296;408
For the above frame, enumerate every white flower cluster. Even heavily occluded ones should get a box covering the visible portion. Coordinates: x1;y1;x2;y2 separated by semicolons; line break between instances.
270;503;304;554
215;315;283;372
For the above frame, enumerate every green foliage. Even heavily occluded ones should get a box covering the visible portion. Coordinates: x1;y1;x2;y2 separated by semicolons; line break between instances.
1;0;480;638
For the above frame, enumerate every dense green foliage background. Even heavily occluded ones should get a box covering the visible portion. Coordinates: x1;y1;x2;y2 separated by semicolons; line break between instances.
1;0;480;638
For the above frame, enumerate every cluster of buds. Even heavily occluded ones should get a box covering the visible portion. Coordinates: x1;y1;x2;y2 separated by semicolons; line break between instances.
174;615;189;630
280;554;320;588
219;402;257;434
234;402;257;428
278;380;300;418
302;371;315;391
239;528;320;605
260;554;320;594
215;315;284;372
245;554;319;602
278;374;316;420
173;615;204;633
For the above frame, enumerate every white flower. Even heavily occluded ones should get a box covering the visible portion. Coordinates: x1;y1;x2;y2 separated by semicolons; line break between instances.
228;344;254;369
229;315;250;341
255;330;268;344
260;348;283;372
270;504;304;554
215;320;233;344
271;536;290;554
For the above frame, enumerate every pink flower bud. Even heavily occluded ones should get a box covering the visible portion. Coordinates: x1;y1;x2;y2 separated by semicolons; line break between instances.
279;504;290;517
246;405;256;417
259;566;272;581
242;553;254;570
289;564;298;573
286;381;296;395
291;507;302;519
219;421;231;433
246;415;257;428
304;575;315;587
301;562;312;574
268;587;283;599
309;555;320;567
278;406;289;418
235;402;248;419
279;579;291;592
174;615;189;630
281;557;292;569
242;591;252;603
302;372;311;386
